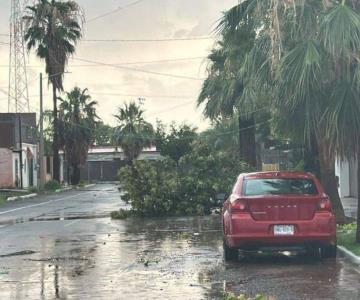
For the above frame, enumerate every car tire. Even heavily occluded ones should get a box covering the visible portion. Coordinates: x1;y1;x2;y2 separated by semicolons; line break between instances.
223;240;238;261
321;245;337;259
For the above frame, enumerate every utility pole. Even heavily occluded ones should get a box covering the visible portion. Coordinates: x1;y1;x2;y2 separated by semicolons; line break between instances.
39;73;45;188
8;0;30;113
18;113;23;189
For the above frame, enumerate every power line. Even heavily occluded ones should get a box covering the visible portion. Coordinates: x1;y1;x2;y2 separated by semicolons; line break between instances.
86;0;147;23
74;57;205;81
0;56;206;68
149;100;195;115
82;37;215;42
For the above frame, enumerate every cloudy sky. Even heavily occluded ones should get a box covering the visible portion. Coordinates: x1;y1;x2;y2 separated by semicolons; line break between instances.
0;0;238;130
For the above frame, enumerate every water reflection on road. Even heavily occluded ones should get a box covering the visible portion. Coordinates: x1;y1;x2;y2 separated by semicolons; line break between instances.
0;215;360;299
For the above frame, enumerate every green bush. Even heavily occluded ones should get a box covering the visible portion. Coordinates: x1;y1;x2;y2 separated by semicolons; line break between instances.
78;180;87;187
119;141;253;217
28;186;38;193
111;209;132;219
44;180;61;191
222;293;265;300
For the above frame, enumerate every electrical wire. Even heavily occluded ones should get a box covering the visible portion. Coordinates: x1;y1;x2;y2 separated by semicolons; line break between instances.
0;56;207;68
74;57;205;81
86;0;147;23
82;37;215;42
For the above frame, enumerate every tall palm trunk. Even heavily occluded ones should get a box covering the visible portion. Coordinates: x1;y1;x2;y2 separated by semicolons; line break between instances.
52;83;60;182
304;136;321;178
238;114;257;167
71;164;80;185
318;138;345;224
356;152;360;242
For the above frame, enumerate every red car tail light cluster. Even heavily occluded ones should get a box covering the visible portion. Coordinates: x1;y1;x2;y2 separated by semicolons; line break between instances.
317;197;332;212
231;199;248;213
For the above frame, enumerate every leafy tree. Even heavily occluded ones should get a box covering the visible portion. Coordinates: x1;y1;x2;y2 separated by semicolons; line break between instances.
155;121;197;164
119;141;253;217
23;0;83;181
58;87;98;185
94;122;114;146
114;102;154;164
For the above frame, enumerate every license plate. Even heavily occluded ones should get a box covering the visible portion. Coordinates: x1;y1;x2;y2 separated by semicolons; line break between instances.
274;225;294;236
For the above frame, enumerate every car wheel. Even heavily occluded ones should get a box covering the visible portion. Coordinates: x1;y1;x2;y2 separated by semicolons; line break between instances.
321;245;337;259
223;240;238;261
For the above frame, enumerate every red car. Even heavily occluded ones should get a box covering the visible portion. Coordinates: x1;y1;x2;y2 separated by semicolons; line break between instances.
222;171;337;260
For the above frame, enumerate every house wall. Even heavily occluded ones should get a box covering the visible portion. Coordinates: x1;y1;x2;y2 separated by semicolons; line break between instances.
335;157;358;198
335;159;350;198
0;148;13;187
349;158;358;197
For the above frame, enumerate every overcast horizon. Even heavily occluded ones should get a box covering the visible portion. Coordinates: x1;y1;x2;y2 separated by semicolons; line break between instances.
0;0;238;131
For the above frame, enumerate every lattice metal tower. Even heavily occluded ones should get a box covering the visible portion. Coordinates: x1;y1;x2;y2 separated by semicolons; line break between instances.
8;0;30;113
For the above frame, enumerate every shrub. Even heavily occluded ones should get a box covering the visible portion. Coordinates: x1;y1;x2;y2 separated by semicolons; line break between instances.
111;209;132;219
44;180;61;191
119;141;253;217
78;180;87;187
28;186;38;193
222;293;265;300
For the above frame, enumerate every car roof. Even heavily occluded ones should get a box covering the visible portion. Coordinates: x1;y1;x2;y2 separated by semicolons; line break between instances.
241;171;315;180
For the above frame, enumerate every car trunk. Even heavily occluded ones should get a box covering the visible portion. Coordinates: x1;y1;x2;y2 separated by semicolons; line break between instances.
246;195;320;221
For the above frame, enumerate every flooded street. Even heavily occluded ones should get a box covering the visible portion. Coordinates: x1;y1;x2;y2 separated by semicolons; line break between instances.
0;184;360;299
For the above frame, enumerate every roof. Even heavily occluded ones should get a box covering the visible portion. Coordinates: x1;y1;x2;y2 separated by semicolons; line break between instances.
88;146;157;154
242;171;315;180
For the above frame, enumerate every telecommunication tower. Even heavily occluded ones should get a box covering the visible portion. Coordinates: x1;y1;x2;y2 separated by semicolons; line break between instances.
8;0;30;113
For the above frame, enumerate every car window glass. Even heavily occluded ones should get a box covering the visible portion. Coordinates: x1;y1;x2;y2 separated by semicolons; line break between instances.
243;178;318;196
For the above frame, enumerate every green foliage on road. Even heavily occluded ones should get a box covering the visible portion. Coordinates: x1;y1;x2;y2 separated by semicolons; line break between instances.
337;223;360;256
155;122;197;164
119;141;252;217
221;293;266;300
111;209;132;220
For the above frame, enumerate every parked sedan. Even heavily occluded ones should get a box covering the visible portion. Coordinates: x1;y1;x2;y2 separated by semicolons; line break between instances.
222;171;337;261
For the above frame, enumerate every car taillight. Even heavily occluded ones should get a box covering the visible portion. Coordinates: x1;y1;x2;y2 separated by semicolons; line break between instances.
231;199;248;213
317;198;332;211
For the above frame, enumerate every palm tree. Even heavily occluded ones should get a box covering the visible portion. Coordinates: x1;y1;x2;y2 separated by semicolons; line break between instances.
114;102;155;164
23;0;83;182
58;87;98;185
213;0;349;222
198;22;259;167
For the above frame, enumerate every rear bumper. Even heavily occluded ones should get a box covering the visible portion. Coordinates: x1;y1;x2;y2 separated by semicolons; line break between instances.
224;212;336;250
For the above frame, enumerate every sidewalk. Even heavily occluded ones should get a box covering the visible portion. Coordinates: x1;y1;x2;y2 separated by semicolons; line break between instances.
341;197;358;219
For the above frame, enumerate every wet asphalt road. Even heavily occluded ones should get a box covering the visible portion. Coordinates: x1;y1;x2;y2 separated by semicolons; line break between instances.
0;184;360;299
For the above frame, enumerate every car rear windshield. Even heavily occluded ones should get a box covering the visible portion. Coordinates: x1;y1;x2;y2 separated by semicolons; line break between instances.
243;178;318;196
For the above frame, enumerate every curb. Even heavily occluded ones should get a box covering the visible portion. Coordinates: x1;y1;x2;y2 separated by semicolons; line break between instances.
55;187;72;193
337;245;360;266
5;183;97;202
7;193;37;202
55;183;96;193
84;184;96;188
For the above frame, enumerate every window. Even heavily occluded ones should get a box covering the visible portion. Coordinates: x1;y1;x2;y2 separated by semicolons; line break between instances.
243;178;318;196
